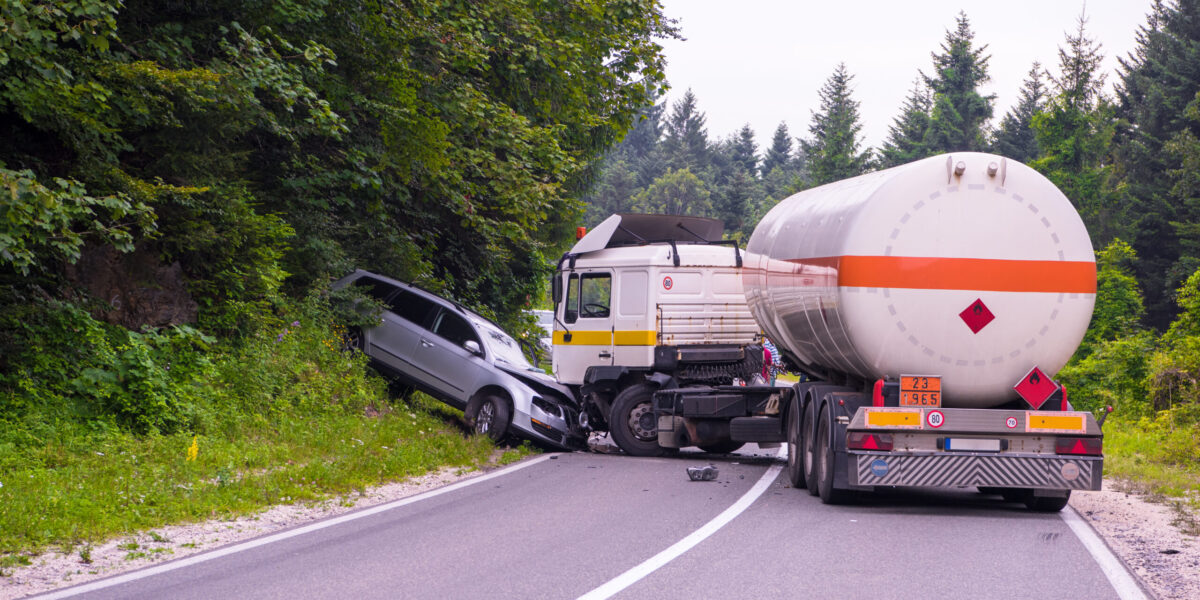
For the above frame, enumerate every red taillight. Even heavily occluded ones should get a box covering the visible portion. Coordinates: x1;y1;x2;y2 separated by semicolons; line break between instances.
1055;436;1102;456
847;432;894;451
872;379;884;407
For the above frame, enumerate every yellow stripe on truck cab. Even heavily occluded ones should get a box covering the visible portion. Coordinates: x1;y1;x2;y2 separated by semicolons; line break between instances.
554;330;657;346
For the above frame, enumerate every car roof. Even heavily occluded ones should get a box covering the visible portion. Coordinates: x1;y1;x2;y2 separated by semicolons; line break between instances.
343;269;495;327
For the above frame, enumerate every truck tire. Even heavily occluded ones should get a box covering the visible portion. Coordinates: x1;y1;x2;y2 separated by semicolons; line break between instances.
609;383;664;457
816;405;850;505
786;396;806;489
1024;491;1071;512
803;396;820;496
699;441;745;454
465;394;511;442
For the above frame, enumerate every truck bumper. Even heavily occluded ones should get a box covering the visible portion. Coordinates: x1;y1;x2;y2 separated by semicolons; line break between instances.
850;452;1102;491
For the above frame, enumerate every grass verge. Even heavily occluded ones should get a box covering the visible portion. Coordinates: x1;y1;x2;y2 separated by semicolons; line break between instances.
0;391;505;568
1101;417;1200;534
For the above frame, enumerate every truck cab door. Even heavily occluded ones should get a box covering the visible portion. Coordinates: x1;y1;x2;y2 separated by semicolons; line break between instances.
553;270;614;384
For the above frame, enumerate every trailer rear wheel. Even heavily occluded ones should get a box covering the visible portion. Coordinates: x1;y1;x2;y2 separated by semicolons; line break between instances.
803;397;820;496
786;396;805;488
1024;491;1071;512
609;383;664;457
699;441;745;454
816;405;850;505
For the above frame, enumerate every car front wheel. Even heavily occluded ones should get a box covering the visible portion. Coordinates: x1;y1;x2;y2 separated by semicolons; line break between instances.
466;394;511;442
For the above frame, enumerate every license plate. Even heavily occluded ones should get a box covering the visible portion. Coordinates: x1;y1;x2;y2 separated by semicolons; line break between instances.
944;438;1001;452
900;375;941;407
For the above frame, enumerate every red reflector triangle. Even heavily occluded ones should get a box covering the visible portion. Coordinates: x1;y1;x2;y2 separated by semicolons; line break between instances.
1071;439;1086;454
862;435;878;450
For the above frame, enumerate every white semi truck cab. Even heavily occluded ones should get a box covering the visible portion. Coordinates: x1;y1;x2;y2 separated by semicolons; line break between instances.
550;213;765;455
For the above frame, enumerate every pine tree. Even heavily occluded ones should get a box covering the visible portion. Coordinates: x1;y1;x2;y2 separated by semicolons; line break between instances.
731;124;759;177
921;12;995;153
878;78;933;168
1030;10;1117;245
760;122;793;176
1112;0;1200;328
991;63;1048;163
801;63;872;185
662;89;711;173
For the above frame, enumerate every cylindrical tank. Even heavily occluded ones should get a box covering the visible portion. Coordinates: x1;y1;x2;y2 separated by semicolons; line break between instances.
744;153;1096;407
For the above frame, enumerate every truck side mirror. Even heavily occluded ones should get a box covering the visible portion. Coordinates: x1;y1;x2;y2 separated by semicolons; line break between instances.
551;273;562;305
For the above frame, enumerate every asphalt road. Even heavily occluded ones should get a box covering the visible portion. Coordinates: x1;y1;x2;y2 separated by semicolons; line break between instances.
40;446;1134;600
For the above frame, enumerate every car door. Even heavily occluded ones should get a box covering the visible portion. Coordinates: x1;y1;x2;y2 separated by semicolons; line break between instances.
409;307;487;408
372;287;439;385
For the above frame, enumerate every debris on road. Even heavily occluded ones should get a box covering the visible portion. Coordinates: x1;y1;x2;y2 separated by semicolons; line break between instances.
687;465;719;481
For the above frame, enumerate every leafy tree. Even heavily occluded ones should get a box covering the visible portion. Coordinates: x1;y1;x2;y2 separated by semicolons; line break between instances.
991;63;1048;163
878;78;933;168
801;63;872;185
1078;239;1146;356
632;168;712;216
921;12;995;153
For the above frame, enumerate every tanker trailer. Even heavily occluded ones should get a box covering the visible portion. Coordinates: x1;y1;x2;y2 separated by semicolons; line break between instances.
654;152;1102;511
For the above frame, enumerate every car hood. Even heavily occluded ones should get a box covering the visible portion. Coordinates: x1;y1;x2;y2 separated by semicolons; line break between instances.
495;363;579;408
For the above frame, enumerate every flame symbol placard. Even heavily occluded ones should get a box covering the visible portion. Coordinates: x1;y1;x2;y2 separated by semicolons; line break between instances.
1030;372;1041;385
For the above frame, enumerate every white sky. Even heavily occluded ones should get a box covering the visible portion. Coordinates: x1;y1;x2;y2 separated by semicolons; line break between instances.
657;0;1156;151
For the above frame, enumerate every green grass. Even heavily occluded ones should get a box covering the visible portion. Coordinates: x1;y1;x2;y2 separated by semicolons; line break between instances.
0;393;502;560
1101;416;1200;533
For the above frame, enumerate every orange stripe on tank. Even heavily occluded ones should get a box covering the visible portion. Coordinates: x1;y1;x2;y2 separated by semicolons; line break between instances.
783;256;1096;293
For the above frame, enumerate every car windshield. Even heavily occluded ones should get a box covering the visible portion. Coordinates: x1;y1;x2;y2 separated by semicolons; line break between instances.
475;320;535;369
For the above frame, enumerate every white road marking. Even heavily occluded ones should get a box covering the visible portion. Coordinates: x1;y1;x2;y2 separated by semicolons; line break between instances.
29;454;557;600
1061;505;1150;600
577;447;787;600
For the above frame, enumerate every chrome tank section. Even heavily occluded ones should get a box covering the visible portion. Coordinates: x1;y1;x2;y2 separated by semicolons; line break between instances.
744;153;1096;407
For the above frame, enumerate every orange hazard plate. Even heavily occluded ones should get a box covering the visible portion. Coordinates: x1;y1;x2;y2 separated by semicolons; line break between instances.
900;375;941;407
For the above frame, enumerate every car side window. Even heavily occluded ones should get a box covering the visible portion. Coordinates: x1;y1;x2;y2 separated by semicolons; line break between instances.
432;309;480;350
352;276;399;302
389;289;439;327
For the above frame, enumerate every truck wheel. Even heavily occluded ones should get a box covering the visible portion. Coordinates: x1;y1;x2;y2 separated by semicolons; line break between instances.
466;394;511;442
816;405;850;505
1024;491;1071;512
609;383;664;457
786;396;805;488
699;441;745;454
803;397;820;496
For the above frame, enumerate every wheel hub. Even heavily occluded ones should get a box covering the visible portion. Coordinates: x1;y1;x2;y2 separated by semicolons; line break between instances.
477;402;495;434
628;402;656;441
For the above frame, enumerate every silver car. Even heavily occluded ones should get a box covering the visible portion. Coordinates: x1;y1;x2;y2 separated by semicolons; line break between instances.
334;270;583;451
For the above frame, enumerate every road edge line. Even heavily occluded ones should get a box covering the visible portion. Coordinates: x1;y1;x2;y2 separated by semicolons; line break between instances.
28;453;557;600
577;448;786;600
1060;504;1151;600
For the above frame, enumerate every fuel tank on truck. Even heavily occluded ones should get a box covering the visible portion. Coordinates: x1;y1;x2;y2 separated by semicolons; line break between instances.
744;153;1096;408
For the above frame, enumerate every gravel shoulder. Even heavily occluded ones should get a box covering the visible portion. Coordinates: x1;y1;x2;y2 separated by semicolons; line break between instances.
1069;481;1200;600
3;456;1197;600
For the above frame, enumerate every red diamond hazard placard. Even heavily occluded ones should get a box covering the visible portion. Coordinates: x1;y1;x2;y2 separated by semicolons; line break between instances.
1014;366;1059;410
959;298;995;334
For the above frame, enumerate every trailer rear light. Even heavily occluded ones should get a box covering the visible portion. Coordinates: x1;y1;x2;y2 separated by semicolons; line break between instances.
1055;436;1102;456
847;432;894;451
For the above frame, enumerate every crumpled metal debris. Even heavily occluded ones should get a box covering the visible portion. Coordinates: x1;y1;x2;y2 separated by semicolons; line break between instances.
687;465;719;481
